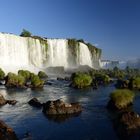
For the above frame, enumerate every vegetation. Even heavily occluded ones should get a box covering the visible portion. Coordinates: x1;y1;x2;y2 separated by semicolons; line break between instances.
0;68;5;80
71;72;92;88
31;75;44;89
93;73;111;85
18;70;31;82
129;77;140;90
109;89;134;110
68;39;79;57
38;71;48;79
5;73;25;88
20;29;32;37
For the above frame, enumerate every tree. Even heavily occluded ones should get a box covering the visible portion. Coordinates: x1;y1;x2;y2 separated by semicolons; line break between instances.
20;29;32;37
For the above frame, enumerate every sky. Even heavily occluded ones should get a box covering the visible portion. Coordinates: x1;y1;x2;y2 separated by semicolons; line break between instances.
0;0;139;61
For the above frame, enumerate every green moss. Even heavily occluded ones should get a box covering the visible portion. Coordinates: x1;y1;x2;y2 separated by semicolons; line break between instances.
129;77;140;89
31;75;44;89
68;39;79;57
38;71;48;79
0;68;5;80
110;89;134;109
5;72;25;88
71;72;92;89
18;70;31;81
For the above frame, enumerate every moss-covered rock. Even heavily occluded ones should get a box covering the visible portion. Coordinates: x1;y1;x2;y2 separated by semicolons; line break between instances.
107;89;134;110
129;77;140;90
18;70;31;82
38;71;48;79
5;72;26;88
31;75;44;89
0;68;5;80
71;72;92;88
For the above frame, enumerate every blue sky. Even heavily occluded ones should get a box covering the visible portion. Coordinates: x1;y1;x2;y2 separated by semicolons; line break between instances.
0;0;139;60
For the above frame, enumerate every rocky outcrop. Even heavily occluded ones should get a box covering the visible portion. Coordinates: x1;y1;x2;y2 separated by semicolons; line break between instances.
0;94;17;106
119;111;140;131
42;99;82;115
0;120;18;140
28;98;42;108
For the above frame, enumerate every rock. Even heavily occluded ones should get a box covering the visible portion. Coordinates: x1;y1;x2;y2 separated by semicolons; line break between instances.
0;94;7;106
57;77;64;81
0;120;18;140
42;99;82;115
28;98;42;108
119;111;140;130
6;100;17;105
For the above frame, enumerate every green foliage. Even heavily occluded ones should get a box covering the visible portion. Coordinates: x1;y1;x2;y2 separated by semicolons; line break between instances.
5;72;25;88
38;71;48;79
110;89;134;109
31;75;44;88
93;73;111;84
129;77;140;89
71;72;92;88
18;70;31;81
0;68;5;80
20;29;32;37
68;39;79;57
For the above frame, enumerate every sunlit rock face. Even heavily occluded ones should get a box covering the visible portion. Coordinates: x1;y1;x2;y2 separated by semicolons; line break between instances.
0;33;101;73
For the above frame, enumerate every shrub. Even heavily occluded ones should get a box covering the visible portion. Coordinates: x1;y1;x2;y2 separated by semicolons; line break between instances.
129;77;140;89
31;75;44;88
5;72;25;88
20;29;32;37
71;72;92;88
18;70;31;81
109;89;134;110
0;68;5;80
38;71;48;79
93;73;110;85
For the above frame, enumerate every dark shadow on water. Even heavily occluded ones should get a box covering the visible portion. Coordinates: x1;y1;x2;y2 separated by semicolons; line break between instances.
44;112;81;123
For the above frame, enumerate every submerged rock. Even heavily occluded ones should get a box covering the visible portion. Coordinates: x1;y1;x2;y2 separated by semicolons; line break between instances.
0;120;18;140
28;98;42;108
42;99;82;115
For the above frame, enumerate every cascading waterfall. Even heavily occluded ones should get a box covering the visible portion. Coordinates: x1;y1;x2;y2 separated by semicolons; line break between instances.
0;32;101;73
78;42;92;67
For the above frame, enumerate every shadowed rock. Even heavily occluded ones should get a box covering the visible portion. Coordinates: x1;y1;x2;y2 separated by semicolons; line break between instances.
0;94;17;106
28;98;42;108
0;120;18;140
42;99;82;115
6;100;17;105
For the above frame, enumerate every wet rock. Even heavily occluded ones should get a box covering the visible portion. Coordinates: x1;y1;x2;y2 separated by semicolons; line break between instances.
119;111;140;131
46;113;81;123
0;120;18;140
28;98;42;108
42;99;82;115
7;100;17;105
0;94;7;106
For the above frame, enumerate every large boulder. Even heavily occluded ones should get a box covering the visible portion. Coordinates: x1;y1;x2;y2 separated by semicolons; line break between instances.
107;89;134;110
0;120;18;140
28;98;42;108
42;99;82;115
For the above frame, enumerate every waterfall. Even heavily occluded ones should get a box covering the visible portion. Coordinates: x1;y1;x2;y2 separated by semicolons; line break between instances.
78;43;92;67
0;33;101;73
47;39;68;68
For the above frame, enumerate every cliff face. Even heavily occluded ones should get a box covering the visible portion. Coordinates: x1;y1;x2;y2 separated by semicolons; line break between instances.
0;33;101;73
